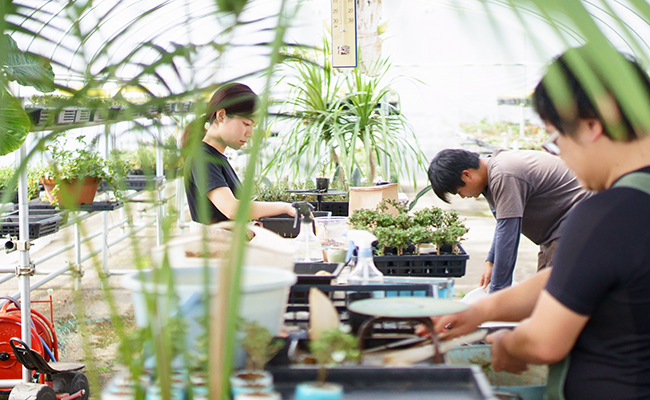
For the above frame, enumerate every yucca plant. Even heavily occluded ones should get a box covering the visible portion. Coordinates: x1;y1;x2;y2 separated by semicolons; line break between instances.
269;38;427;187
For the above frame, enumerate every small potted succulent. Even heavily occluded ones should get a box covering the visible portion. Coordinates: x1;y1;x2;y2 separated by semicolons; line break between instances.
294;327;360;400
40;135;127;207
230;319;284;397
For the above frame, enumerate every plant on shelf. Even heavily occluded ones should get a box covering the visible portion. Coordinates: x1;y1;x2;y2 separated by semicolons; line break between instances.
230;319;284;396
40;135;128;207
0;166;41;203
294;327;360;400
349;199;469;255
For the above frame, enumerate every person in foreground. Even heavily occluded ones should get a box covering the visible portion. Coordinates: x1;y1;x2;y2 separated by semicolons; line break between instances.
428;148;591;293
182;83;294;225
435;46;650;399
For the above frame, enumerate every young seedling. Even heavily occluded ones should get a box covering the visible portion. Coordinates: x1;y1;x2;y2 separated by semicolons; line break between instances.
309;327;360;386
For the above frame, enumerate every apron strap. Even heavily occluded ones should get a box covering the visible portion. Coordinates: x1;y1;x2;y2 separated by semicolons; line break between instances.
612;172;650;196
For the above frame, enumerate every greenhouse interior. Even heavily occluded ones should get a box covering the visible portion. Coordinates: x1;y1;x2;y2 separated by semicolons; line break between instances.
1;0;650;399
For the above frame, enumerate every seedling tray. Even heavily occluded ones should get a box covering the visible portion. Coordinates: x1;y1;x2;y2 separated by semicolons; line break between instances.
374;245;469;277
19;200;123;212
0;209;64;238
270;366;495;400
125;175;165;191
259;211;331;238
309;201;349;216
285;282;434;333
293;262;345;285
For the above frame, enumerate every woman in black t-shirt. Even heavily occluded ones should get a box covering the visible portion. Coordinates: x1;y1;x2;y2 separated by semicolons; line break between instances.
181;83;294;225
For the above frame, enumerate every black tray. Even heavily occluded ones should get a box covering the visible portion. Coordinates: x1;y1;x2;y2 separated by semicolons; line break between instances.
260;211;331;238
293;262;345;284
270;366;495;399
0;209;64;239
22;199;123;212
374;245;469;278
309;201;349;216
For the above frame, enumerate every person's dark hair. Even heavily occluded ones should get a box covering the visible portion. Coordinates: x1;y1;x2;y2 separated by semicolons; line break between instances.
533;46;650;141
428;149;480;203
181;83;258;149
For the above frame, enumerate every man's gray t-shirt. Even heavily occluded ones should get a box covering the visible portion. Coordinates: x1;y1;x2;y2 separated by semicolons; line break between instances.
483;149;592;245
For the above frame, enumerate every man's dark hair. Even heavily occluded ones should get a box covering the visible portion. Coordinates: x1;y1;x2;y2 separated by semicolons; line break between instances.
533;46;650;141
428;149;480;203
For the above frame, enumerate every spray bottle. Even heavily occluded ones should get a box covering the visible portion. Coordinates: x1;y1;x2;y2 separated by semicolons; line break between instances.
345;230;384;284
292;202;324;262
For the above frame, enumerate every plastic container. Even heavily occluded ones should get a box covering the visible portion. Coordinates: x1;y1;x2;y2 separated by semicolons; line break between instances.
259;211;331;238
373;245;469;277
314;217;348;250
152;223;294;271
121;266;297;367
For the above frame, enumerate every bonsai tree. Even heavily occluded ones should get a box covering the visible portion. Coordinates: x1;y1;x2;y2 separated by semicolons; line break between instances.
238;319;284;373
308;327;360;386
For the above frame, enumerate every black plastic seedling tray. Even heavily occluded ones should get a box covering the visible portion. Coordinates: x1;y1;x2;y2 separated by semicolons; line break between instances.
373;245;469;278
260;211;332;238
270;366;496;400
293;262;345;285
0;209;64;239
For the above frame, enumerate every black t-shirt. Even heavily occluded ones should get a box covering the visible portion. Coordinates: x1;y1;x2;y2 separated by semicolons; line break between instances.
185;142;240;224
546;165;650;400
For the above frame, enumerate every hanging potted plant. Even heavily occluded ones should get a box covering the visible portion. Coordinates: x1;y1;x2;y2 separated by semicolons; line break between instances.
294;327;360;400
40;135;125;207
230;319;284;397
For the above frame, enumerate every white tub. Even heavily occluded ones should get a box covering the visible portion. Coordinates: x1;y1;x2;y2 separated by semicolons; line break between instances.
121;266;297;366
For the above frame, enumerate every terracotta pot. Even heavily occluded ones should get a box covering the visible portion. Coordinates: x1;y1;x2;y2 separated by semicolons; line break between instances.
41;177;100;206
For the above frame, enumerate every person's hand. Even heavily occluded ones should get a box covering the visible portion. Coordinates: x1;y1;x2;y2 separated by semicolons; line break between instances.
486;329;529;374
285;203;296;217
432;304;485;340
479;261;494;289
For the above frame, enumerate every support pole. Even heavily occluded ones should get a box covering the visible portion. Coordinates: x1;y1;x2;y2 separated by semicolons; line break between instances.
16;142;32;382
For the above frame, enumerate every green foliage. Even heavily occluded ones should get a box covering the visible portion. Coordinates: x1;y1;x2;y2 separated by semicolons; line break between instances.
254;179;349;202
349;199;469;255
461;120;547;151
269;39;427;186
309;327;360;385
0;166;41;201
237;319;284;372
41;135;128;204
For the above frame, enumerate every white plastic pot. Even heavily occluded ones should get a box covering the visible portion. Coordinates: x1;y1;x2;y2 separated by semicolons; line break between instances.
121;266;297;366
151;223;294;271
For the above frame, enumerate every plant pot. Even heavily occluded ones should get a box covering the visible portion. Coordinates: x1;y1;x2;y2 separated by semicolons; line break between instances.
234;391;281;400
315;178;329;193
230;370;274;396
294;382;343;400
121;266;297;368
41;177;100;206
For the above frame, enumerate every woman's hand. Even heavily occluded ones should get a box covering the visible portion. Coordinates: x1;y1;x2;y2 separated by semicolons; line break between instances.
479;261;494;289
285;202;296;217
486;329;529;373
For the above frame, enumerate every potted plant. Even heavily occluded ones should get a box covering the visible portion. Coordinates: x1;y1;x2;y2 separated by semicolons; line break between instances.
230;319;284;396
349;199;468;256
40;135;127;207
294;327;360;400
315;161;330;193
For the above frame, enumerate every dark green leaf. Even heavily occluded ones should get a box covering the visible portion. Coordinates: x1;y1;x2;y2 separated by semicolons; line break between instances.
0;86;31;156
0;34;55;93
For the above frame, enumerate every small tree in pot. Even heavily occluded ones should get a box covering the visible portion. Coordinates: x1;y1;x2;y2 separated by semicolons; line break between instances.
294;327;360;400
230;319;284;396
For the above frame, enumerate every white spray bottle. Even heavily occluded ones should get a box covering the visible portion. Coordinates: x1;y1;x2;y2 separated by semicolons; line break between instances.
346;230;384;284
292;202;324;262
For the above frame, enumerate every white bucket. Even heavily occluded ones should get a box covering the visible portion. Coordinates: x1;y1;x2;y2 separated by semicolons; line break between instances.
151;223;294;271
121;266;297;366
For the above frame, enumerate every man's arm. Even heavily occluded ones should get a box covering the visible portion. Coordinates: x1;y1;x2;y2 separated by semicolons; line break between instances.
434;268;552;339
487;290;588;372
489;217;522;292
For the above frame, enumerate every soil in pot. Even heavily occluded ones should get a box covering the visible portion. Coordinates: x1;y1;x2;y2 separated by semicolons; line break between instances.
41;177;100;206
230;370;274;396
